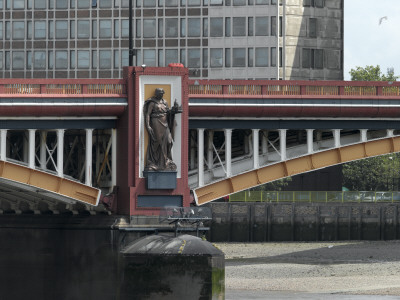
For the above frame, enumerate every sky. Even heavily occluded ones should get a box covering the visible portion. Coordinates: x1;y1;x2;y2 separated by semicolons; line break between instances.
344;0;400;80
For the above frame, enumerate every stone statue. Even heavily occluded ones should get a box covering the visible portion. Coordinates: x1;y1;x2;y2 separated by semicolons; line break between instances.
143;88;182;171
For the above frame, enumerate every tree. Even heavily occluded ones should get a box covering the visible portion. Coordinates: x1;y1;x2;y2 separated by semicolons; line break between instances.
343;65;399;191
342;154;400;191
349;65;398;81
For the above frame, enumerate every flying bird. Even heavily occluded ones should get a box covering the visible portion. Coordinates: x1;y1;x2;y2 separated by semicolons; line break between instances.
379;16;388;25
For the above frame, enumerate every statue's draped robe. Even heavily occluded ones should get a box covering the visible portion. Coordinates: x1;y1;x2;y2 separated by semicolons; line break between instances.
144;98;176;171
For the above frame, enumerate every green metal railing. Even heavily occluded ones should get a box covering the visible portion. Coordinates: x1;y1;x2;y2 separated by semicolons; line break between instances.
228;191;400;203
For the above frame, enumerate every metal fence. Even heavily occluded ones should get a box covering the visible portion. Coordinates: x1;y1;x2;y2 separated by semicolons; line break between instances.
228;190;400;203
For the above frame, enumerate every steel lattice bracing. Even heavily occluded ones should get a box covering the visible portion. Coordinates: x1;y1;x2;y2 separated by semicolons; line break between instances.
0;128;118;213
190;128;400;205
0;79;125;214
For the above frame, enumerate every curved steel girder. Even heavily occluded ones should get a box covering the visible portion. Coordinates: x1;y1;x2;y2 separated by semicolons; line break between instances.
193;136;400;205
0;160;100;206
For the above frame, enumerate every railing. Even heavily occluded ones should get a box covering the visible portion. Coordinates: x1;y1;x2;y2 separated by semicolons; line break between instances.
229;190;400;203
0;80;126;95
189;80;400;97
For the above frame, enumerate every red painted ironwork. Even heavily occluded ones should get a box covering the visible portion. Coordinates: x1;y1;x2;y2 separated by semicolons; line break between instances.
0;79;126;95
188;80;400;97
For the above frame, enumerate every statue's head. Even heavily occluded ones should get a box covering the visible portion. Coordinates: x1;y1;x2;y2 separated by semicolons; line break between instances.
155;88;165;99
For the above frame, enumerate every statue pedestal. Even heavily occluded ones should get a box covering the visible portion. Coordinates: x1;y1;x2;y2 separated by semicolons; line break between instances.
143;171;177;190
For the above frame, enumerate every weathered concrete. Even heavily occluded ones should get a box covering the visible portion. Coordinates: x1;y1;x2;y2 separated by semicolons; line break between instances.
208;202;399;242
119;234;225;300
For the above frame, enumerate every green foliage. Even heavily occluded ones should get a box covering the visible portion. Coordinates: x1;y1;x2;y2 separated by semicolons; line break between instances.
343;65;399;191
250;177;292;191
349;65;398;82
342;154;400;191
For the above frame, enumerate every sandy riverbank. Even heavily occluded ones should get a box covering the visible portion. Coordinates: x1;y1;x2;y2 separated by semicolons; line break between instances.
216;241;400;296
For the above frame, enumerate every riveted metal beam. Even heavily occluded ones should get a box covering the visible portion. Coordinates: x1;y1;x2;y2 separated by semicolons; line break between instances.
194;136;400;205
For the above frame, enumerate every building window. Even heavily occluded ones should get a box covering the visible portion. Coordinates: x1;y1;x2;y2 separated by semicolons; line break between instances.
158;50;163;67
210;18;223;37
143;19;156;38
77;0;90;8
248;48;253;67
99;20;112;38
309;18;317;38
232;48;245;67
56;0;68;8
27;52;32;69
136;20;141;38
143;49;156;66
188;49;200;68
78;50;90;68
232;17;246;36
210;0;223;5
34;51;46;69
233;0;246;5
5;52;10;70
27;21;32;39
188;0;201;5
121;50;129;67
99;50;112;68
5;22;10;40
255;47;268;67
55;51;68;69
158;19;163;38
121;20;130;38
165;18;178;37
271;16;276;36
13;22;25;40
180;19;186;37
225;17;231;37
255;17;268;36
12;51;25;69
55;21;68;39
210;48;223;68
165;49;178;65
92;50;97;68
188;18;201;37
70;50;75;68
248;17;253;36
0;23;3;39
271;47;276;67
0;52;3;69
143;0;156;6
202;49;208;68
203;18;208;37
13;0;24;9
225;48;231;67
165;0;178;6
35;0;46;9
255;0;268;4
77;20;90;39
302;48;323;69
99;0;112;7
34;21;46;39
303;0;324;7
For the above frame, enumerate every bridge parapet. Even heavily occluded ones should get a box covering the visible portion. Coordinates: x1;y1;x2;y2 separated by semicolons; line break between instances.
0;79;126;96
189;80;400;97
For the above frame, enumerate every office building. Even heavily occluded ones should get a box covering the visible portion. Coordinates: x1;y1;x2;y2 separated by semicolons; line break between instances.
0;0;343;80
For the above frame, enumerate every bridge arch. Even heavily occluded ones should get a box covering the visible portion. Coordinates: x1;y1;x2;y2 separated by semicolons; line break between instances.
192;129;400;205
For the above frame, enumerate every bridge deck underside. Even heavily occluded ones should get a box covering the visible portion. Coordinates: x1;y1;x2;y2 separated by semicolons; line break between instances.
194;136;400;205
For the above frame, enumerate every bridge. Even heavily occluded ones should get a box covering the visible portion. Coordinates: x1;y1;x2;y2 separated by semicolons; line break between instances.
1;67;400;216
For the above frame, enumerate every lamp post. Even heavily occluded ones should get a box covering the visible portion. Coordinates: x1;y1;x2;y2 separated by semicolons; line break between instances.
129;0;136;66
